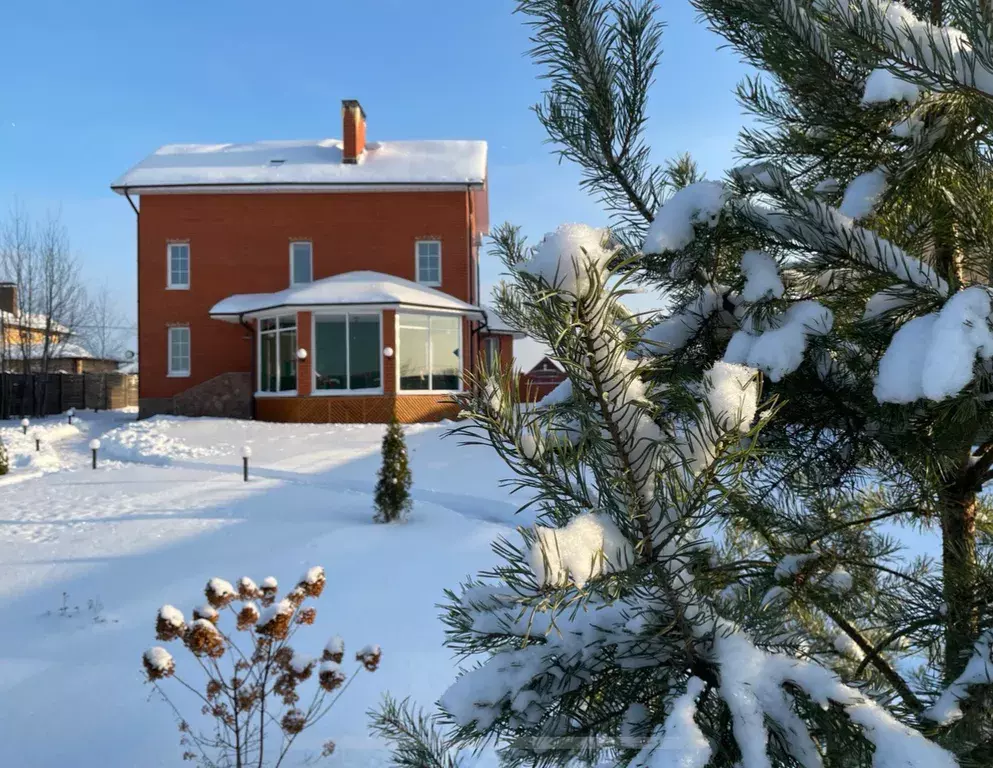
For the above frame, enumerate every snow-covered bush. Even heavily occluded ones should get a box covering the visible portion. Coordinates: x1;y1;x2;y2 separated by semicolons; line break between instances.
373;415;412;523
0;434;8;475
142;567;380;766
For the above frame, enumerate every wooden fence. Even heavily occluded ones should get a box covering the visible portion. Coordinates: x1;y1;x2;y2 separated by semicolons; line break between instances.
0;372;138;419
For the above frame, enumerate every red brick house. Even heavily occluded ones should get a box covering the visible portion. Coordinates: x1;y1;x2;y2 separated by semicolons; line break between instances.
112;100;517;423
519;356;567;402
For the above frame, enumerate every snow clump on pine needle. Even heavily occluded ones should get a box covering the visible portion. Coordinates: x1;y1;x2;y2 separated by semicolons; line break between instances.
518;223;614;298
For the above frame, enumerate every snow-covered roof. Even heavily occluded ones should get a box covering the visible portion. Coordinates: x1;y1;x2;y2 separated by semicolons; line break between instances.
481;306;525;338
112;139;487;193
210;271;485;320
3;341;102;360
0;309;70;335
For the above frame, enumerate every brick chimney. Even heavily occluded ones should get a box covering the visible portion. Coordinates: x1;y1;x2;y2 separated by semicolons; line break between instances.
341;99;366;164
0;282;16;316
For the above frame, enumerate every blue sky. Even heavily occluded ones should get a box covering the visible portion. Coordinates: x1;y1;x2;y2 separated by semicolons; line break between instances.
0;0;750;341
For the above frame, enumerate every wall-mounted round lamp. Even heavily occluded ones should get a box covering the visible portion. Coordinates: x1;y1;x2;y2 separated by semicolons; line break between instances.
296;348;308;360
383;346;394;358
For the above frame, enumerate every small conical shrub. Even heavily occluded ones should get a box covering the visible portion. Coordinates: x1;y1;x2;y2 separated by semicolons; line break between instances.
0;434;8;476
373;415;412;523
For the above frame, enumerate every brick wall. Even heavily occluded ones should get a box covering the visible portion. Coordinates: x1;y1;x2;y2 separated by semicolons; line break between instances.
138;190;476;407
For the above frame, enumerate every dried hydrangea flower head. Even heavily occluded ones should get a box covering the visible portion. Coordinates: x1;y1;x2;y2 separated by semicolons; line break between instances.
204;578;236;609
256;599;294;640
297;566;326;598
322;636;344;663
281;709;306;735
286;586;307;607
143;647;176;680
356;644;382;672
185;619;226;658
156;605;186;642
288;651;316;681
236;602;260;631
237;577;262;601
318;661;346;692
193;603;219;624
259;576;278;606
296;607;317;625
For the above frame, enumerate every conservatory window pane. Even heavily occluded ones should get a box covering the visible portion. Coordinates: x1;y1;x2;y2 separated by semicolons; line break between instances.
349;315;381;390
278;329;297;391
260;333;277;392
430;316;460;390
398;314;430;390
315;317;347;390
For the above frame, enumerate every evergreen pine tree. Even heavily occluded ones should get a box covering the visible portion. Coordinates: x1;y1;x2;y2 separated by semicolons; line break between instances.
374;1;993;765
373;415;412;523
0;434;8;476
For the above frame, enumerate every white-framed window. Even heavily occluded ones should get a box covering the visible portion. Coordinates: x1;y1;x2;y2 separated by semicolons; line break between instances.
168;326;190;377
397;313;461;391
313;313;382;392
290;241;313;286
167;243;190;289
415;240;441;286
483;336;501;374
259;315;298;393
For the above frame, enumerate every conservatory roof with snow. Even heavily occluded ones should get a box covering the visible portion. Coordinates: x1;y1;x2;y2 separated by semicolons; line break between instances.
209;271;486;321
111;139;487;194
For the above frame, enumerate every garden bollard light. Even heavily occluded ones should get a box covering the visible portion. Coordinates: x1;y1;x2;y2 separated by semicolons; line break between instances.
89;438;101;469
34;432;41;452
21;417;29;435
242;445;252;482
68;408;75;425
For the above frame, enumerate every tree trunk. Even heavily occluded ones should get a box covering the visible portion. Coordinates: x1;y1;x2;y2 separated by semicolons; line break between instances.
939;473;979;681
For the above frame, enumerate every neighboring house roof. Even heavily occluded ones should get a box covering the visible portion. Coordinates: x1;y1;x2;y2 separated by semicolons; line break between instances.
526;356;566;375
3;341;102;361
111;139;488;193
481;306;526;339
210;270;485;320
0;309;70;335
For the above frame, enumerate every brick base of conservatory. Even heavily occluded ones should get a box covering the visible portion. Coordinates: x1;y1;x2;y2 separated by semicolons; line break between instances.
254;394;461;424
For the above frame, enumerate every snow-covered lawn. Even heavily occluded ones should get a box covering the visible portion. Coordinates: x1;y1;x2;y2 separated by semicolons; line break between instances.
0;411;521;766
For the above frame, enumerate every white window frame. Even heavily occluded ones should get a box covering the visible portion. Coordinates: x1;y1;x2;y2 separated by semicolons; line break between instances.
289;241;313;286
311;311;384;396
256;314;299;396
395;312;463;394
167;242;190;290
167;326;191;377
483;336;501;374
415;240;442;287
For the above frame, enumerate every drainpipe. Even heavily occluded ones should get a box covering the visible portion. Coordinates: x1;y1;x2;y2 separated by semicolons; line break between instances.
466;185;479;387
239;313;256;420
124;189;141;416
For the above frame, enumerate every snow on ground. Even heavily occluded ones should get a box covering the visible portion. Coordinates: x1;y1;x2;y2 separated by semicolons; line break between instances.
0;411;524;766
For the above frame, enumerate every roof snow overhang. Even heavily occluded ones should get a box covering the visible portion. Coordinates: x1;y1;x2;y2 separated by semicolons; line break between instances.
210;271;486;322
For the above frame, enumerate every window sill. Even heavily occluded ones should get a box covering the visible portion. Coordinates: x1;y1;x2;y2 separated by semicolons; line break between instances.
417;281;442;288
310;389;384;397
397;389;462;396
166;285;190;291
167;372;191;378
255;390;299;398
